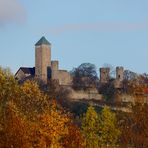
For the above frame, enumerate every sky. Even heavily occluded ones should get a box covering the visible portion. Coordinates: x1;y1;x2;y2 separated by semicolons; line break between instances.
0;0;148;74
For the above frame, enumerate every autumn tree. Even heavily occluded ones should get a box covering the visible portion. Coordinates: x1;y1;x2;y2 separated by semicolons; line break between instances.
0;67;20;109
0;68;41;147
62;123;86;148
34;101;70;148
81;106;99;148
98;106;120;147
0;67;85;148
18;80;50;119
0;67;33;147
0;101;32;148
119;103;148;148
82;106;120;147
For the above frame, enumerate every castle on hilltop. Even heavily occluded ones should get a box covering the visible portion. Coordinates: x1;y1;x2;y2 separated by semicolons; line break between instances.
15;37;72;85
15;37;148;103
15;36;124;88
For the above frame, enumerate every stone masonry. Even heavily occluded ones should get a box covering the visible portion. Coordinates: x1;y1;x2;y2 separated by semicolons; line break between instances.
15;37;124;88
116;66;124;81
35;37;72;85
100;67;110;83
35;38;51;83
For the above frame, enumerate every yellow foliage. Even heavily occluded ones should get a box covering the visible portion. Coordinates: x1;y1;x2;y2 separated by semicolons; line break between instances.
35;102;70;148
0;67;85;148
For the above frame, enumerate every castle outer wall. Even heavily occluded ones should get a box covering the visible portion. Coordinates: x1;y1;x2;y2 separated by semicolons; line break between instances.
51;61;72;86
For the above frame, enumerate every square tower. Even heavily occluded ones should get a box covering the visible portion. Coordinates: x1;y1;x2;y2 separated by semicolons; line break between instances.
35;37;51;83
116;66;124;81
100;68;110;84
114;66;124;88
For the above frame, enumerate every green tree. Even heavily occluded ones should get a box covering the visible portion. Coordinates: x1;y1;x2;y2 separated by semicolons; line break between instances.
99;106;120;147
82;106;99;148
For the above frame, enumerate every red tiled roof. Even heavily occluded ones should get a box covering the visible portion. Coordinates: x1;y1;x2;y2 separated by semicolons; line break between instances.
144;88;148;93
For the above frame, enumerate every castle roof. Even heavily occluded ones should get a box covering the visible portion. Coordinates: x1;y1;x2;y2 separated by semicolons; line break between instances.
35;36;51;46
144;88;148;94
15;67;35;76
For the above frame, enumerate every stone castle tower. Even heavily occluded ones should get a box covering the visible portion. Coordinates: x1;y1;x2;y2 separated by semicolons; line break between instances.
100;68;110;83
116;66;124;81
114;66;124;88
51;61;59;80
35;36;51;83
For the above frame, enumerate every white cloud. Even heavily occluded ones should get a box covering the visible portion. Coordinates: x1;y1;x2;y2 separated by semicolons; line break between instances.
45;22;148;35
0;0;26;24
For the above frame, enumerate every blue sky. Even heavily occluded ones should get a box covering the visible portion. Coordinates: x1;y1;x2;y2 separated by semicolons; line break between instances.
0;0;148;74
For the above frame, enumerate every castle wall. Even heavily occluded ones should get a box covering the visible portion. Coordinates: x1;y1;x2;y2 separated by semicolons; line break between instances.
118;94;148;104
35;44;51;83
58;70;72;86
51;61;72;86
68;88;102;100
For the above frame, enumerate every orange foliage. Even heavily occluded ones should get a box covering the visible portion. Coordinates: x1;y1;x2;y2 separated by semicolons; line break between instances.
35;102;70;147
0;74;86;148
62;124;86;148
119;104;148;147
0;101;32;148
